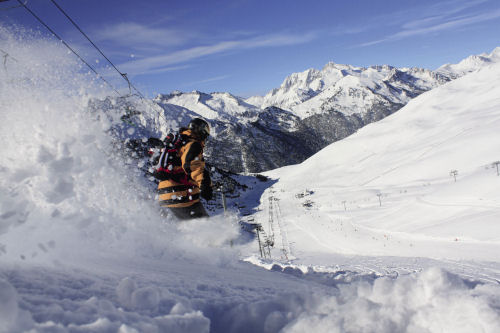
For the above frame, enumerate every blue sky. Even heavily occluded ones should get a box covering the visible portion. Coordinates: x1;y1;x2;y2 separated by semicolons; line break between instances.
2;0;500;97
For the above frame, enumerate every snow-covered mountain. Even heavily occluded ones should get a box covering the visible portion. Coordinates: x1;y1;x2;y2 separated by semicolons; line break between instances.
143;97;316;173
260;46;500;115
255;63;450;118
437;46;500;77
154;90;260;122
155;48;499;173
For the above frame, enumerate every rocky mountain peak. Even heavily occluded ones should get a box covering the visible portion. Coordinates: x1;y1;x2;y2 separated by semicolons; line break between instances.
146;48;499;173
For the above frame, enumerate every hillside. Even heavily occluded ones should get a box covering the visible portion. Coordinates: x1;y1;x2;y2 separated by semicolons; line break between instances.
254;57;500;265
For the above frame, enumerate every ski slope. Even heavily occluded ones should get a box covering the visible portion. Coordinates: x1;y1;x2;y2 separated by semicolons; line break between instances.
1;25;500;332
257;57;500;269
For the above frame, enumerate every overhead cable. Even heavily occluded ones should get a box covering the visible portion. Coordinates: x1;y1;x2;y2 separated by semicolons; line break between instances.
13;0;169;128
0;0;27;11
48;0;171;128
15;0;121;96
48;0;146;99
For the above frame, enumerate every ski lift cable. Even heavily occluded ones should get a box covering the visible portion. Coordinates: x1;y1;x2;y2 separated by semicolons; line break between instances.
15;0;121;96
46;0;173;127
14;0;170;128
47;0;146;100
0;0;26;11
46;0;176;129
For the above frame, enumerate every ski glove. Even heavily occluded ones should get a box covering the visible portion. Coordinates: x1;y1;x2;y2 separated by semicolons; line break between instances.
200;184;213;201
200;168;213;201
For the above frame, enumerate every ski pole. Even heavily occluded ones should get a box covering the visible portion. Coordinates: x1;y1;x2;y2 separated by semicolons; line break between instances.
221;190;227;213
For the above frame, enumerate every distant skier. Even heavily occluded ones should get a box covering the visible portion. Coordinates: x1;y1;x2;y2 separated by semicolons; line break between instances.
154;118;213;219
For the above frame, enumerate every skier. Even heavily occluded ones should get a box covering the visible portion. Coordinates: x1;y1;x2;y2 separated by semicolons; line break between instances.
155;118;213;219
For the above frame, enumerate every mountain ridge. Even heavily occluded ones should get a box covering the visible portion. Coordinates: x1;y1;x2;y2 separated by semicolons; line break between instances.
149;47;500;173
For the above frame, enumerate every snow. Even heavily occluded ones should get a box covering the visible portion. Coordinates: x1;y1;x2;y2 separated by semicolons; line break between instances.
257;61;447;118
285;267;500;333
244;95;265;108
1;25;500;332
155;91;260;123
437;46;500;77
260;57;500;265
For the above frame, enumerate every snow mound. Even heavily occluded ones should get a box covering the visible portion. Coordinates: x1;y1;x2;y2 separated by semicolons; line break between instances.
285;268;500;332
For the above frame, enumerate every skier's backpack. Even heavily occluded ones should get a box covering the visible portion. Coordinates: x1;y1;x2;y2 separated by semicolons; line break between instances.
151;132;188;181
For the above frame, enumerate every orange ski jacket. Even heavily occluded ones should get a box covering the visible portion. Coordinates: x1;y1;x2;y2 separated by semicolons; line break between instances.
157;129;210;208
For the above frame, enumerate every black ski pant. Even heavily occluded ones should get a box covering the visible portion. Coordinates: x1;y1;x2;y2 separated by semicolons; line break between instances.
168;201;209;220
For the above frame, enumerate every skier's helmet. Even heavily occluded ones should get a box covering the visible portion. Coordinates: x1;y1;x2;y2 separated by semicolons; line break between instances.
188;118;210;140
